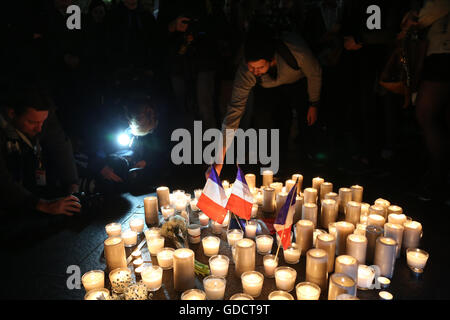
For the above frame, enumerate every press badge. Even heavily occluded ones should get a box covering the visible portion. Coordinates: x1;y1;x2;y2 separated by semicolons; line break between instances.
35;169;47;186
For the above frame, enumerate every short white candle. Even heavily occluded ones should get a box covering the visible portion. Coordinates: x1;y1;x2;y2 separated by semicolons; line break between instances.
122;230;138;247
109;268;132;294
82;270;104;292
175;199;187;212
209;255;229;277
245;220;258;238
157;248;175;270
202;236;221;257
161;206;175;220
335;255;358;281
194;189;203;200
229;293;254;300
369;204;386;219
275;267;297;292
296;282;321;300
255;235;273;254
147;236;164;256
406;248;429;273
227;229;244;247
263;255;278;278
283;244;301;264
84;288;110;300
388;213;407;225
105;223;121;237
129;217;145;233
268;290;295;300
203;275;226;300
241;271;264;297
199;212;210;226
190;199;199;211
145;227;161;240
357;265;375;289
141;266;163;291
379;291;393;300
181;289;206;300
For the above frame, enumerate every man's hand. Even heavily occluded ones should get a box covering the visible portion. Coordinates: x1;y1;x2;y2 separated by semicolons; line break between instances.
134;160;147;169
343;36;363;51
307;106;318;126
169;16;190;33
36;196;81;216
100;166;123;183
68;184;79;194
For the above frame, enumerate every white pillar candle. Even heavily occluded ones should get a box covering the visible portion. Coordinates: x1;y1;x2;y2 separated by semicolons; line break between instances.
357;265;375;290
388;213;407;225
141;266;163;291
105;223;121;237
251;203;259;219
305;248;328;291
335;221;355;256
181;289;206;300
143;196;159;227
241;271;264;297
365;225;384;265
406;248;429;273
292;174;303;194
328;273;356;300
209;255;230;277
296;282;321;300
262;187;276;213
384;223;404;258
129;217;145;233
268;290;295;300
147;236;164;256
324;191;339;203
156;186;170;208
285;179;296;193
109;267;132;294
235;238;256;277
351;185;364;202
346;234;367;265
388;205;403;215
283;244;301;264
262;170;273;187
374;237;397;278
157;248;175;270
194;189;202;199
245;173;256;190
82;270;104;292
263;254;278;278
338;188;352;214
270;182;283;197
227;229;244;247
274;266;297;292
202;236;221;257
190;199;199;212
302;203;318;228
335;255;358;281
369;204;386;218
367;214;385;228
203;275;226;300
198;212;210;226
345;201;361;227
187;224;201;244
255;192;263;206
173;248;195;292
329;222;337;238
361;202;370;216
304;188;318;204
293;195;304;225
255;234;273;254
378;276;391;289
320;182;333;201
402;221;422;251
354;223;367;236
313;229;327;247
161;205;175;220
275;191;288;214
316;233;336;273
375;198;390;218
321;199;338;230
104;237;127;271
122;230;138;247
84;288;110;300
245;220;258;238
312;177;324;193
296;219;314;253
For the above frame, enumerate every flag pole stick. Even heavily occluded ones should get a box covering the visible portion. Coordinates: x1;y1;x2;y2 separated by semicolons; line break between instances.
233;212;244;232
274;226;286;261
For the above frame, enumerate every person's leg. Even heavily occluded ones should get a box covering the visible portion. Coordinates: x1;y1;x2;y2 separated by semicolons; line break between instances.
196;70;217;129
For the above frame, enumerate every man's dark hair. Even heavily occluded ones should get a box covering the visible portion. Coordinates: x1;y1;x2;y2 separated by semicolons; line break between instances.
3;82;55;116
244;24;277;63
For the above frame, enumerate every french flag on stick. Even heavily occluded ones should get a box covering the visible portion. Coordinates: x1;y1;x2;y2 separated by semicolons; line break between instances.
274;179;298;250
197;166;228;224
226;166;253;220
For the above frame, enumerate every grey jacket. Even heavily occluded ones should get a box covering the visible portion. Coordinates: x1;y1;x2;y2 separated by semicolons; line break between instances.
222;35;322;130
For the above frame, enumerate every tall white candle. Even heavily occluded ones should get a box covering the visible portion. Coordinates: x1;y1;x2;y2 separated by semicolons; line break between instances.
245;173;256;190
338;188;352;214
374;237;397;278
285;179;296;193
320;182;333;201
346;234;367;265
312;177;324;193
384;223;404;258
335;221;355;255
304;188;318;204
262;187;276;213
292;174;303;194
305;249;328;291
335;255;358;281
241;271;264;297
302;203;318;228
262;170;273;187
235;238;255;277
345;201;361;226
144;196;159;226
296;220;314;254
367;214;385;228
104;237;127;271
173;248;195;292
275;191;288;214
402;221;422;251
156;186;170;208
328;273;356;300
320;199;338;229
316;233;336;273
351;185;364;202
209;255;229;277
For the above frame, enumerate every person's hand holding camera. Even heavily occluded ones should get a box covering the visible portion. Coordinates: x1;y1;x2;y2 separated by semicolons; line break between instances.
36;195;81;216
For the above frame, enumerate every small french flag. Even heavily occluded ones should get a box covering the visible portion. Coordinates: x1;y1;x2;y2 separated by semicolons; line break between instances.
197;166;228;224
226;166;254;220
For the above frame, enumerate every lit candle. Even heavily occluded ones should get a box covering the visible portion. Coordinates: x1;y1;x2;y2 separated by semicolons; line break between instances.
285;179;296;193
369;204;386;219
222;212;231;227
255;192;263;206
304;188;318;204
329;222;337;238
374;237;397;278
351;185;364;202
190;199;199;212
129;217;145;233
181;289;206;300
109;267;132;294
198;212;210;226
122;230;138;247
141;266;163;291
84;288;110;300
209;255;229;277
156;186;170;208
263;254;278;278
105;223;121;237
143;196;159;227
262;170;273;187
305;248;328;291
345;201;361;227
157;248;175;270
202;236;221;257
175;199;187;212
262;187;276;213
302;203;318;228
320;199;338;230
133;257;144;270
104;237;127;271
328;273;356;300
313;229;327;247
251;203;259;219
354;223;367;236
147;236;164;256
255;234;273;254
338;188;352;214
211;220;223;235
379;291;393;300
384;223;404;258
335;221;355;255
402;221;422;251
222;180;230;189
275;266;297;292
172;189;186;201
124;282;148;300
227;229;244;247
292;174;303;194
234;238;255;277
406;248;429;273
229;293;254;300
275;191;288;214
270;182;283;198
335;255;358;281
194;189;202;200
324;191;339;203
367;214;385;228
316;233;336;273
378;276;391;289
245;173;256;190
388;205;403;215
293;195;304;225
296;282;321;300
268;290;295;300
320;182;333;201
241;271;264;297
336;294;360;300
296;220;314;254
365;225;383;265
375;198;390;218
388;213;407;225
245;220;258;238
161;205;175;220
173;248;195;292
357;265;375;290
283;244;301;264
346;234;367;265
145;227;161;239
361;202;370;216
312;177;324;193
82;270;104;292
203;275;226;300
187;224;201;244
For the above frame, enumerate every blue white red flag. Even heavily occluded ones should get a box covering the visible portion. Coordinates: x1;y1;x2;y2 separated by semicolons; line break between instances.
273;179;298;250
197;166;228;223
226;166;254;220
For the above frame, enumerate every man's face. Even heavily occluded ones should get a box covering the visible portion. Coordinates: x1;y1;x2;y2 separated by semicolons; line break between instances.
9;108;49;138
124;0;138;10
247;59;271;77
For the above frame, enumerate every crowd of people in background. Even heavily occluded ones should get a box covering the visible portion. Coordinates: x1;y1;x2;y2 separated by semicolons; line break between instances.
1;0;449;217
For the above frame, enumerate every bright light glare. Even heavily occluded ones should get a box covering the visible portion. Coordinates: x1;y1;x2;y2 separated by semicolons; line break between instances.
118;133;131;146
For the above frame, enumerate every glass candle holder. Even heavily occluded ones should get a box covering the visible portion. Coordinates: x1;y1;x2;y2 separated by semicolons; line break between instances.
211;220;223;235
283;244;301;264
296;282;321;300
109;267;132;294
245;220;258;238
203;275;226;300
145;227;161;240
84;288;110;300
199;212;210;226
124;282;148;300
174;199;187;212
328;273;356;300
357;265;375;290
275;266;297;292
335;255;358;281
157;247;175;270
406;248;429;273
202;236;221;257
374;237;397;278
173;248;195;292
229;293;254;300
316;233;336;273
227;229;244;247
129;217;145;233
255;235;273;255
209;255;230;277
147;236;165;256
241;271;264;297
305;248;328;291
346;234;367;265
269;290;295;300
235;238;255;277
82;270;104;292
181;289;206;300
188;224;201;244
105;222;121;237
263;254;278;278
141;265;163;292
161;205;175;220
122;230;138;247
